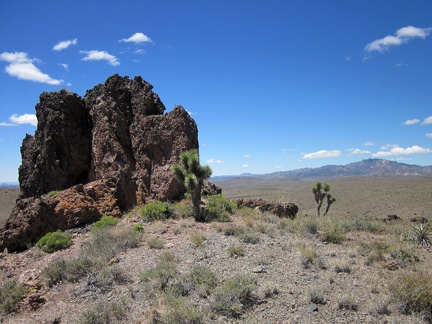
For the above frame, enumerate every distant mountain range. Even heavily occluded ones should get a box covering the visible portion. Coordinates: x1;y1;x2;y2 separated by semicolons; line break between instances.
212;159;432;180
0;182;19;188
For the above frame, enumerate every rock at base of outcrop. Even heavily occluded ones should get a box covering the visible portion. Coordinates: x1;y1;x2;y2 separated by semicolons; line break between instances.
236;198;298;219
0;179;121;252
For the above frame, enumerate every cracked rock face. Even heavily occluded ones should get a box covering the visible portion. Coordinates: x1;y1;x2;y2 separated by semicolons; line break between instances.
19;74;198;208
1;74;202;251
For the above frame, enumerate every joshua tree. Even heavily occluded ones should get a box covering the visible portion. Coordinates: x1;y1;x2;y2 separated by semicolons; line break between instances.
171;149;212;220
312;181;336;216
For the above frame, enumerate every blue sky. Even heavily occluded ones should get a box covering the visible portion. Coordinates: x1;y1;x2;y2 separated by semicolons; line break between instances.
1;1;432;182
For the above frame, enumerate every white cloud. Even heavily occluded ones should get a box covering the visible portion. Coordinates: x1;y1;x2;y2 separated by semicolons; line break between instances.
0;113;37;127
134;49;146;55
380;144;399;150
422;116;432;125
426;133;432;138
59;63;69;71
365;26;432;53
303;150;342;159
244;154;251;158
52;38;78;51
372;145;432;157
80;50;120;66
242;164;249;168
0;52;63;85
404;118;420;125
364;141;375;147
119;32;152;44
349;148;371;155
206;159;224;164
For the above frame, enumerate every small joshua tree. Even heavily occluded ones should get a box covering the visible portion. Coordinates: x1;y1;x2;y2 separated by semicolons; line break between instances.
312;181;336;216
171;149;212;221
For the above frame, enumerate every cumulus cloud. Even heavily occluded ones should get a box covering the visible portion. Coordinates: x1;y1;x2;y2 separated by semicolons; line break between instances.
242;164;249;168
303;150;342;159
404;118;420;125
365;25;432;53
52;38;78;51
372;145;432;157
426;133;432;138
0;113;37;127
349;148;371;155
119;32;152;44
244;154;252;158
422;116;432;125
0;52;63;85
80;50;120;66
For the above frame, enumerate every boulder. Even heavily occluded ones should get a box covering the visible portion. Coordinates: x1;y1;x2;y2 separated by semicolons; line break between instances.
0;179;121;252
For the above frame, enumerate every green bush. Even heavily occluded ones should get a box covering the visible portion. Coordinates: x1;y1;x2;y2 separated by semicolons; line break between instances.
228;245;246;257
37;230;73;253
133;224;144;232
142;201;173;222
140;260;178;290
205;194;237;222
0;280;27;314
91;215;119;231
42;257;93;286
47;190;60;198
211;274;258;318
147;238;164;249
321;222;347;244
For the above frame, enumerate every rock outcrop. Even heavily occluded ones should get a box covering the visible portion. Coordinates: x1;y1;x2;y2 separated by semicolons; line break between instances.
235;198;298;219
19;74;198;208
1;74;204;251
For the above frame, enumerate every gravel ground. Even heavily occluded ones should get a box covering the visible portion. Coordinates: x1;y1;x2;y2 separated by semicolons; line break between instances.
1;212;430;323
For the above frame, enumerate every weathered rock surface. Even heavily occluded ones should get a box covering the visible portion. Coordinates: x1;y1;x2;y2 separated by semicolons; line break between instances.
19;74;198;208
1;74;207;251
1;179;121;251
235;198;298;219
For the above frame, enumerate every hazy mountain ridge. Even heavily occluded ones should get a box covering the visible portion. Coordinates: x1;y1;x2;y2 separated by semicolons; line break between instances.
212;159;432;181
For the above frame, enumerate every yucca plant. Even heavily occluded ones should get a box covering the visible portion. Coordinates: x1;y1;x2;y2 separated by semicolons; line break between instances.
412;223;431;246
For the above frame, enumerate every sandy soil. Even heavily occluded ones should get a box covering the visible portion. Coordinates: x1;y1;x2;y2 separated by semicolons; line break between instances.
0;187;20;227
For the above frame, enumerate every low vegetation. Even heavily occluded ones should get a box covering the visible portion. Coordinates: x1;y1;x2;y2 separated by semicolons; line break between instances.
36;230;73;253
2;176;432;323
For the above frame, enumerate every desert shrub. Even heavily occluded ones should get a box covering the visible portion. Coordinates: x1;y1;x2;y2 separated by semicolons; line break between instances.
211;274;258;318
238;231;260;244
0;280;27;314
205;194;237;222
163;299;206;324
359;241;390;265
299;217;319;235
142;201;173;222
228;245;246;257
140;260;178;290
36;230;73;253
83;227;142;263
91;215;119;231
133;224;144;232
189;231;206;246
334;261;351;274
189;265;218;293
42;257;93;286
147;238;164;249
391;270;432;318
47;190;60;198
78;302;110;324
223;224;245;236
338;296;359;311
321;222;347;244
347;218;385;233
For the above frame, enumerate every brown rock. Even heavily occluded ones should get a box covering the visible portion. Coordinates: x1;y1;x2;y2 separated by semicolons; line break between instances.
0;179;120;251
236;198;298;219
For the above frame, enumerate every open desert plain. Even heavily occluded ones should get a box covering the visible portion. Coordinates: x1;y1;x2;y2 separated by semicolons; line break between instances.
1;176;432;323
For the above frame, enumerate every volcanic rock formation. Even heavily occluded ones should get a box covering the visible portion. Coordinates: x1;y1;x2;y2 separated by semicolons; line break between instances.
1;74;207;251
19;74;198;208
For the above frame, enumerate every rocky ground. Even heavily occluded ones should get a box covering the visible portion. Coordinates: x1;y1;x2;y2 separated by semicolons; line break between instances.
1;203;431;323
